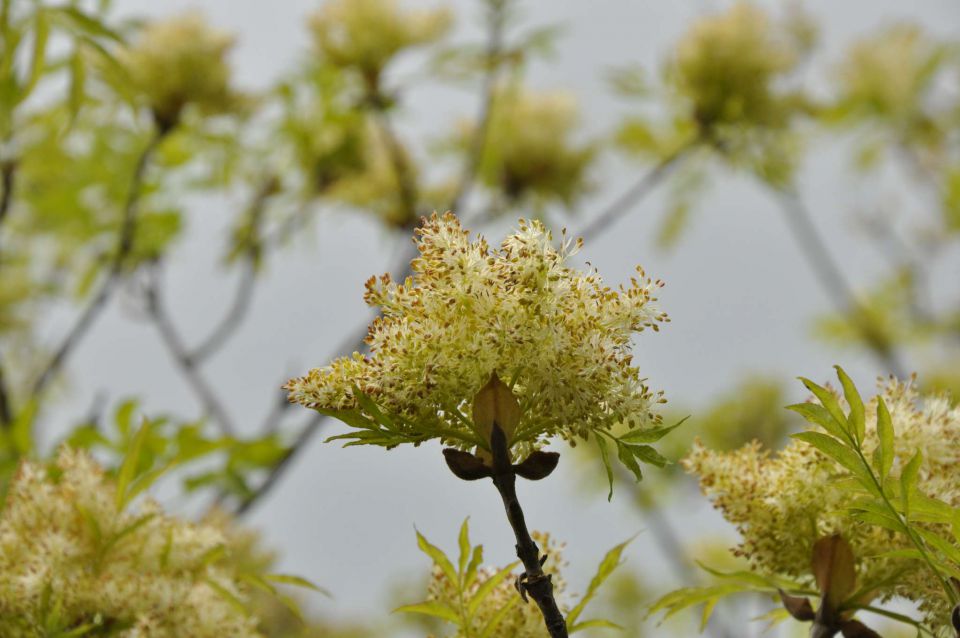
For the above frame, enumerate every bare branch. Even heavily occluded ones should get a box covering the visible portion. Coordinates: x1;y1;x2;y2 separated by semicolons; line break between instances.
189;177;276;364
772;187;908;378
144;263;237;436
31;131;165;399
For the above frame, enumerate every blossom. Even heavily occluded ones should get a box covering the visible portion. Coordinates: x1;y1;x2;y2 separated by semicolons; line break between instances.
308;0;451;86
684;376;960;627
0;449;263;637
670;2;801;132
119;13;238;129
471;87;597;207
285;213;667;459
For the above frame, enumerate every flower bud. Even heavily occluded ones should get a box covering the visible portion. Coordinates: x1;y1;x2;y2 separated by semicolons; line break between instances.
472;372;520;446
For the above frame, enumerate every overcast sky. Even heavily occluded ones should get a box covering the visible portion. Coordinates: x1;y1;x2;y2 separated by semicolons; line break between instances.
43;0;960;635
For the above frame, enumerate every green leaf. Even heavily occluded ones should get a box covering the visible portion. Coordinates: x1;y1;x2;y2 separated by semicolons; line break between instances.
570;618;623;633
566;537;632;628
67;46;85;124
791;431;878;496
204;578;249;617
458;518;470;576
115;418;150;510
615;440;643;483
49;7;124;43
394;601;460;624
464;545;483;590
467;561;519;618
798;377;850;441
479;596;519;638
876;397;895;480
416;529;458;587
900;450;922;517
619;416;689;443
596;435;614;502
19;8;49;103
834;366;865;444
786;403;848;440
263;573;330;596
629;444;669;468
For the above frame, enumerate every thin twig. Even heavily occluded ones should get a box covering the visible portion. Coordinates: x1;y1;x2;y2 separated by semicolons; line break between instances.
31;131;164;399
489;424;567;637
189;177;275;363
144;263;237;436
576;144;693;244
0;160;16;428
772;187;908;378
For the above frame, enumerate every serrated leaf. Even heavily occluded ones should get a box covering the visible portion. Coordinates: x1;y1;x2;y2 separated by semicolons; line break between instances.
457;518;470;576
834;366;865;444
791;432;877;496
467;561;519;618
875;398;894;480
798;377;851;441
263;573;330;596
394;601;460;623
596;435;613;502
786;403;848;440
566;537;632;628
416;529;458;587
900;450;922;518
619;416;689;443
115;419;150;510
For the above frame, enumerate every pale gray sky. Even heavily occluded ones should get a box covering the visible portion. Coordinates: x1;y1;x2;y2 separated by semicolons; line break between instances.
42;0;960;635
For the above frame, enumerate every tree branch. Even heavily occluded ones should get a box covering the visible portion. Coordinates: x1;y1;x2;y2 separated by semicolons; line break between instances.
576;144;693;244
144;263;237;436
0;159;16;428
31;131;164;399
189;177;276;364
488;424;568;637
772;187;908;378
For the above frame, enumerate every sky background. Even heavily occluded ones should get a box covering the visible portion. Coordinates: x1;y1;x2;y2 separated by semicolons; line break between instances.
40;0;960;635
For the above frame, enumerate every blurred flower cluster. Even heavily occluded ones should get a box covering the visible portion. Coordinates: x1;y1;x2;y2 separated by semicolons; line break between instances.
0;449;261;637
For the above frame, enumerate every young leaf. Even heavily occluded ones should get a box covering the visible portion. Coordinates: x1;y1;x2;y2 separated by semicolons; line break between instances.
566;537;632;628
619;416;689;443
900;450;922;518
791;432;878;496
467;561;520;618
115;419;151;510
834;366;865;444
394;601;460;624
458;518;470;576
263;573;330;596
596;435;614;501
798;377;850;441
416;529;458;587
875;397;895;480
786;403;848;440
615;440;643;483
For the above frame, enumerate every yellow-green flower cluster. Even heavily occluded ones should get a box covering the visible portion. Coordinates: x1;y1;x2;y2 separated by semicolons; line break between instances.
308;0;451;86
834;25;944;122
670;2;801;133
119;13;237;130
285;212;667;456
425;533;566;638
474;87;596;207
685;378;960;626
0;449;262;637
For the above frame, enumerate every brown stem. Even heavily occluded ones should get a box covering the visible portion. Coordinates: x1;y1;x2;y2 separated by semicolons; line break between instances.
31;130;164;398
0;160;16;428
489;424;568;638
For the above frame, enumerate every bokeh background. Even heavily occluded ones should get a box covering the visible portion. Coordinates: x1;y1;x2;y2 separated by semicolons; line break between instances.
14;0;959;635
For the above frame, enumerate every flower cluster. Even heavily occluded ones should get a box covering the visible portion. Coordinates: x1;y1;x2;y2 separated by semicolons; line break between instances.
119;13;238;130
685;377;960;626
285;212;667;458
0;449;262;637
425;533;566;638
472;87;596;207
669;2;803;133
834;25;944;123
308;0;451;86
